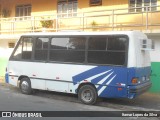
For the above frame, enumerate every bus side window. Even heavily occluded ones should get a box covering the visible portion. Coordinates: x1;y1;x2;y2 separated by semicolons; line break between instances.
107;36;127;65
35;37;49;61
22;38;33;60
50;37;85;63
11;37;33;60
107;37;127;51
11;39;23;60
88;37;107;64
88;36;128;65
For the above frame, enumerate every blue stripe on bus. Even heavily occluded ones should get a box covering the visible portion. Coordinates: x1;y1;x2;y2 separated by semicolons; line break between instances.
91;71;113;84
72;66;151;98
72;66;113;85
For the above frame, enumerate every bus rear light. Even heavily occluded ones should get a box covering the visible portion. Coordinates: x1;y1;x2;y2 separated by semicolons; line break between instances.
132;78;138;84
118;88;122;91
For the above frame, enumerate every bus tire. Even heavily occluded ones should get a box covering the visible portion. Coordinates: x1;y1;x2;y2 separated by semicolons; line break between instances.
20;77;32;95
78;84;97;105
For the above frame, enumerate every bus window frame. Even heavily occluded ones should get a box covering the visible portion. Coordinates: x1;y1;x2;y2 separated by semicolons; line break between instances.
34;36;50;62
86;35;129;66
49;36;87;64
9;34;129;67
10;36;34;61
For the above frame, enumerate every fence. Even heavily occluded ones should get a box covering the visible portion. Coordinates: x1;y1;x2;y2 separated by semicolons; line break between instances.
0;5;160;34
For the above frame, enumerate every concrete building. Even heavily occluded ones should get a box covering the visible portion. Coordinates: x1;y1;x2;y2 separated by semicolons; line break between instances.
0;0;159;92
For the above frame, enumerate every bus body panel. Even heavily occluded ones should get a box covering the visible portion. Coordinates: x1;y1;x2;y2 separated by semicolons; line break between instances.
72;66;128;98
127;31;150;68
7;62;151;99
5;31;152;100
8;61;128;97
127;66;151;99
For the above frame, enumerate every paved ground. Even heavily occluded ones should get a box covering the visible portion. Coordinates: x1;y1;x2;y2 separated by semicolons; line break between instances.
0;83;132;120
0;81;160;111
0;82;159;120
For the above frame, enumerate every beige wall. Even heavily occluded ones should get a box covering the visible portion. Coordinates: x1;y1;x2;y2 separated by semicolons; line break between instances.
0;0;159;16
31;0;57;16
0;0;159;32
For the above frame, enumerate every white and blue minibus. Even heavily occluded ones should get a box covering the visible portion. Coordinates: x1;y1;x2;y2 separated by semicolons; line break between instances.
5;31;152;104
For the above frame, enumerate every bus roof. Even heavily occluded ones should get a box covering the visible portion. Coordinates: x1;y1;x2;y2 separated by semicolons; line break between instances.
21;31;143;36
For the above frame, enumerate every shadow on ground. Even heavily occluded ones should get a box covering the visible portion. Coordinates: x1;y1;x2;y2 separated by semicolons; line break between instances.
1;83;160;111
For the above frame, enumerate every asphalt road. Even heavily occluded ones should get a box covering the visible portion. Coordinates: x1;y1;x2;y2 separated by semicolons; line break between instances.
0;83;159;120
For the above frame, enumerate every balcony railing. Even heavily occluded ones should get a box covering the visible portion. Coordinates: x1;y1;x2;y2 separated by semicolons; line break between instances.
0;5;160;35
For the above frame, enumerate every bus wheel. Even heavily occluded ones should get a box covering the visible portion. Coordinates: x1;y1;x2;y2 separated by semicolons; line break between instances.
78;85;97;105
20;77;32;95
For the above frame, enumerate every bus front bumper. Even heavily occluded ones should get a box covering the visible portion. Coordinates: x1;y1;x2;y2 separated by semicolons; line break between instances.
127;81;152;99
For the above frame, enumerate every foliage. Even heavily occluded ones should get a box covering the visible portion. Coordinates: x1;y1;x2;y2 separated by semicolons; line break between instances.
91;20;98;31
40;18;53;28
91;20;98;27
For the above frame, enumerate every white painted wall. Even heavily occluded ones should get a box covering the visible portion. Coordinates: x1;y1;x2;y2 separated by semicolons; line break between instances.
147;35;160;62
0;40;15;58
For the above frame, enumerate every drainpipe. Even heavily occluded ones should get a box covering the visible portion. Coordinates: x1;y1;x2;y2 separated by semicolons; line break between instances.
112;10;114;31
146;6;149;30
82;12;84;31
56;15;58;32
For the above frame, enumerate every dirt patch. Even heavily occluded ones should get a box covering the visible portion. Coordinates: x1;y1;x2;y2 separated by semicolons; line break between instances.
0;76;5;83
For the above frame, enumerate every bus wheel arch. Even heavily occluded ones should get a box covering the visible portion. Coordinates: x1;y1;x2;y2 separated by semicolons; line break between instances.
18;76;32;95
77;83;98;105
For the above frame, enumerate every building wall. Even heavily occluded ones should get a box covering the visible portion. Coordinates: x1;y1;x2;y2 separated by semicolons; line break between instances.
79;0;128;12
0;40;16;76
150;62;160;93
147;35;160;93
149;38;160;62
0;0;129;16
0;0;159;31
1;0;57;16
0;41;9;77
1;0;160;16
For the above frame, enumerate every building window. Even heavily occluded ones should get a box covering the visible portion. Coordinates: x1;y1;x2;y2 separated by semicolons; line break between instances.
8;42;15;48
57;0;77;18
16;4;31;18
129;0;157;13
90;0;102;6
